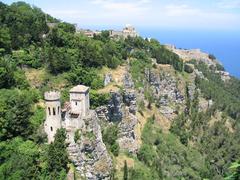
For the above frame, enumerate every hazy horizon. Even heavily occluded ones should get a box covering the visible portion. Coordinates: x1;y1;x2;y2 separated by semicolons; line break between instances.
3;0;240;31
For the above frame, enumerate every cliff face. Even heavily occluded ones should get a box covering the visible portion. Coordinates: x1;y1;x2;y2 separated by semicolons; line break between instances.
70;47;238;179
67;111;112;180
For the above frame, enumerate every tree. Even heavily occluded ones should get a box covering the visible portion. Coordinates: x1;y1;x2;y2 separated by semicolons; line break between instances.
47;128;68;177
0;89;33;140
47;47;71;74
102;124;119;156
0;57;15;88
1;2;48;49
123;160;128;180
0;137;40;179
0;27;11;53
90;90;110;109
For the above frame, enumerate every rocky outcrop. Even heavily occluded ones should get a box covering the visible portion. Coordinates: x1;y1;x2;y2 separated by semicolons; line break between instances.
118;113;139;153
215;70;231;81
117;88;139;153
165;45;219;67
160;106;175;120
96;106;109;121
108;92;123;121
104;74;112;86
123;73;134;89
145;69;184;106
188;83;196;100
123;91;137;115
97;86;139;153
67;110;112;180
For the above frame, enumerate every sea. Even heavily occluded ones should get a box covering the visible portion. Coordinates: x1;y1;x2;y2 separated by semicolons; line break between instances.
139;29;240;79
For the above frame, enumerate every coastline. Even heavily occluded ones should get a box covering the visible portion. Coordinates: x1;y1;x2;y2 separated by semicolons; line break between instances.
139;28;240;78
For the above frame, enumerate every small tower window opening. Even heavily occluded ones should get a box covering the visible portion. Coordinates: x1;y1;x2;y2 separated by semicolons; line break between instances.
48;107;51;115
75;102;77;106
53;108;56;115
58;106;60;114
50;127;53;131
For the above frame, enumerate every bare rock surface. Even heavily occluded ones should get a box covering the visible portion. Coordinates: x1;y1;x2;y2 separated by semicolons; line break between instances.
145;69;184;106
108;92;124;121
104;73;112;86
67;110;112;180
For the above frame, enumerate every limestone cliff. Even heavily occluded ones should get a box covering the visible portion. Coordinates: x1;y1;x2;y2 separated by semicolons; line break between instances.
78;46;236;179
67;111;112;180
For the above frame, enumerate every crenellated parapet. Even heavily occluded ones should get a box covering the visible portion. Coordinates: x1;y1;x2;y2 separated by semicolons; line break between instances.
44;91;61;101
44;85;90;143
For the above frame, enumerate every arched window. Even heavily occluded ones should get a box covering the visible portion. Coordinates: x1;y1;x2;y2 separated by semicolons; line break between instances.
53;107;56;115
58;106;60;114
50;127;53;131
48;107;51;115
75;102;77;106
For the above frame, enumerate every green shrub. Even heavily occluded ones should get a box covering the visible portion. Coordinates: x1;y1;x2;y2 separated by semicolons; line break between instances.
102;124;119;156
90;90;110;109
74;129;81;143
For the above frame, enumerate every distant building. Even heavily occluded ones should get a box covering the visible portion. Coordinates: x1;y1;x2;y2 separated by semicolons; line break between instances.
76;29;101;38
44;85;90;143
76;25;139;39
122;24;138;38
109;30;123;38
109;25;139;39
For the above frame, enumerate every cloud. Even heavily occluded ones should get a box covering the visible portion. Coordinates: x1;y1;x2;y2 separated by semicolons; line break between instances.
46;10;88;18
164;4;200;17
217;0;240;9
40;0;240;30
90;0;151;14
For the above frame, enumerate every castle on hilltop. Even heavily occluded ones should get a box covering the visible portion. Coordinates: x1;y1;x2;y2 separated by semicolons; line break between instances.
44;85;90;143
76;24;138;39
109;24;139;39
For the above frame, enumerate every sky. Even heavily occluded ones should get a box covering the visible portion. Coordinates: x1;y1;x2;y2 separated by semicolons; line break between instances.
2;0;240;30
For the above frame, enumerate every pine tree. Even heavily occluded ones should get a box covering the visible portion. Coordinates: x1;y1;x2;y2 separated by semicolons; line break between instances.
47;128;68;177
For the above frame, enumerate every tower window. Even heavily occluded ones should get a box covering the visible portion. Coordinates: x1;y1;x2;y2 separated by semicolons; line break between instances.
58;106;60;114
48;107;51;115
50;127;53;131
53;108;56;115
75;102;77;106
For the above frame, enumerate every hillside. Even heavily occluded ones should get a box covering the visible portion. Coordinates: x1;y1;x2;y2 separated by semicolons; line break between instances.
0;2;240;180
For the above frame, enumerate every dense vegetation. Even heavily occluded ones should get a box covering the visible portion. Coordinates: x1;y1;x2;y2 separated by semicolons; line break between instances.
1;1;240;179
138;116;208;179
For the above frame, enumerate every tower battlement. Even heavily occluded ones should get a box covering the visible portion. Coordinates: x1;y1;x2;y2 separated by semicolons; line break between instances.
44;85;90;143
44;91;60;101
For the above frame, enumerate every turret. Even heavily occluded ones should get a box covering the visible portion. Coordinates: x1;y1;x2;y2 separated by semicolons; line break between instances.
69;85;90;117
44;91;62;143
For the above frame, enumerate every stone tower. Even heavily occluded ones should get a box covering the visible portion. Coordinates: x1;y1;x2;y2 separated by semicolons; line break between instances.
44;91;62;143
69;85;90;116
